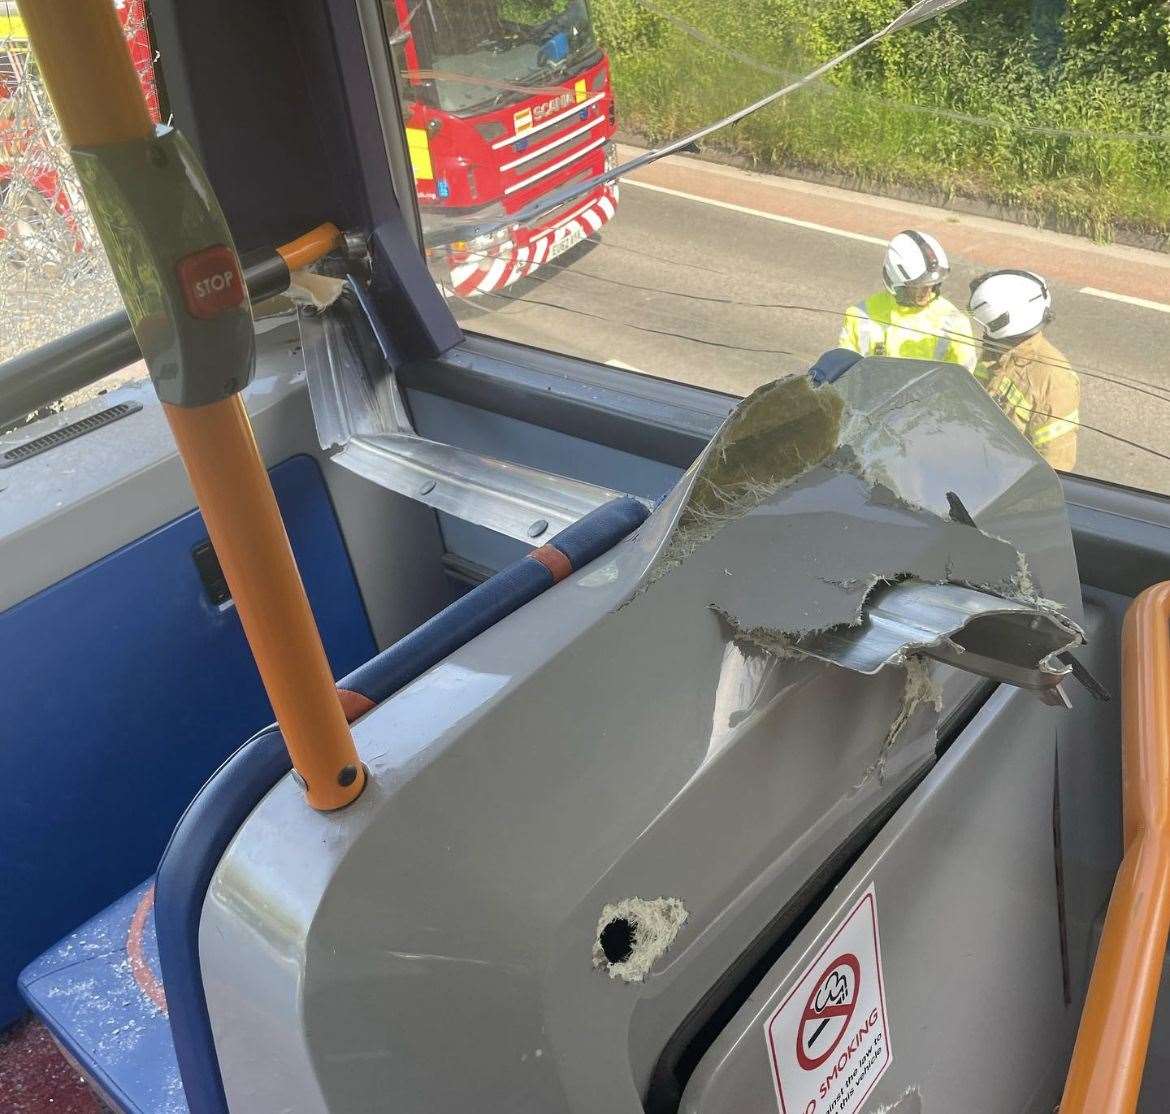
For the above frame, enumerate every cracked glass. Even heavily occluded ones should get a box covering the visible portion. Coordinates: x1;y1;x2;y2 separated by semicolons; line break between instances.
0;0;159;429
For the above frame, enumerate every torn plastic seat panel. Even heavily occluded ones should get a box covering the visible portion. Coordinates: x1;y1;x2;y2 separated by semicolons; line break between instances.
678;604;1121;1114
696;469;1033;640
792;579;1084;701
196;360;1087;1114
643;359;1083;631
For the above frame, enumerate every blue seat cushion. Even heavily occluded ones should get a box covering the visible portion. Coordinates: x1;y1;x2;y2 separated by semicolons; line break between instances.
18;879;187;1114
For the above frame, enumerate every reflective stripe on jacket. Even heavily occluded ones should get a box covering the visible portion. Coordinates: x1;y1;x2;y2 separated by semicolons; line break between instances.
838;290;977;372
974;332;1080;471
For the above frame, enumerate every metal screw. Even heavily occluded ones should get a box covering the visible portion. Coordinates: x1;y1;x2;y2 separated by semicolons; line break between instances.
528;519;549;538
291;769;308;791
338;765;359;788
342;230;368;261
418;480;436;495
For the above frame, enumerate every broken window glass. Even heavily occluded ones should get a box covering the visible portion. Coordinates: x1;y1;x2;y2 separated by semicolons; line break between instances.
0;1;158;427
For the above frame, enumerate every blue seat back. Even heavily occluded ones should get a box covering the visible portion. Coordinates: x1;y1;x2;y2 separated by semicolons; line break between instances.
0;454;374;1027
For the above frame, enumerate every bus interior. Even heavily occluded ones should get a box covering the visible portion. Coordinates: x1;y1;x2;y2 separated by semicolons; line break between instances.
1;1;1169;1112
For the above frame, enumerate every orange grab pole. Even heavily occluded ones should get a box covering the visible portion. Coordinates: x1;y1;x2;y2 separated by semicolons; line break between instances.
164;399;365;810
178;218;360;808
15;0;152;148
276;223;343;272
18;0;365;809
1061;582;1170;1112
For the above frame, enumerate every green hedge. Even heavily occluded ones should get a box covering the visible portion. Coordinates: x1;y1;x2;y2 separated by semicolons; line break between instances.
595;0;1170;239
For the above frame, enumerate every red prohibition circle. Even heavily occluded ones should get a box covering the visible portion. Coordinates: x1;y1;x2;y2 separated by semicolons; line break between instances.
795;953;861;1071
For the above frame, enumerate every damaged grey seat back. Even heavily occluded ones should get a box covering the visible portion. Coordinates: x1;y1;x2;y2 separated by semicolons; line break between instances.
199;357;1102;1113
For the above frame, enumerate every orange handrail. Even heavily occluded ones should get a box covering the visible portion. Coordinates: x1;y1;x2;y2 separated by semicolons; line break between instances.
17;0;365;810
276;222;343;271
1061;582;1170;1112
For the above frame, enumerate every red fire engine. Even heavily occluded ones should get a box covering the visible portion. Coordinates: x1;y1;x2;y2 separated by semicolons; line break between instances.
388;0;619;298
2;0;617;295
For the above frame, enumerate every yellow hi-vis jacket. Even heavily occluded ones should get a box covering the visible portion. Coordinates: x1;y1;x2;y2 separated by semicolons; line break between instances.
974;332;1080;471
838;290;978;371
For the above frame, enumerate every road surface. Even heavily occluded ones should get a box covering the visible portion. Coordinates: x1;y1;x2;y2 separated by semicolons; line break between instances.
455;146;1170;496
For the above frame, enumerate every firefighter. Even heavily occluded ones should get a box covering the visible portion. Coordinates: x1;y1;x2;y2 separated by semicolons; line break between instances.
839;229;977;371
968;269;1080;470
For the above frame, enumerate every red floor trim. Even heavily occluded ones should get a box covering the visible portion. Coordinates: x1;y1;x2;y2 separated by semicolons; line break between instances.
0;1016;104;1113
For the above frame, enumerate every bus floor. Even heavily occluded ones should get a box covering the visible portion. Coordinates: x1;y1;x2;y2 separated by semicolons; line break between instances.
0;1016;104;1112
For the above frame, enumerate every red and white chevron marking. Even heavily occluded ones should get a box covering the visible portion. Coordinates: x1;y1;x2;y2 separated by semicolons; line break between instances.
446;185;618;299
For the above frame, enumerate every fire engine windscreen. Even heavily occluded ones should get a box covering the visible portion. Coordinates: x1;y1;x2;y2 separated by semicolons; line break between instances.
390;0;601;112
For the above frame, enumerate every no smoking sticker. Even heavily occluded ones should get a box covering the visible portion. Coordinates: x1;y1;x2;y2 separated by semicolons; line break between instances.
765;885;891;1114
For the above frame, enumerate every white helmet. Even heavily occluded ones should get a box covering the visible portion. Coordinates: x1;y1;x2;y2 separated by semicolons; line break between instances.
882;230;949;300
968;269;1052;341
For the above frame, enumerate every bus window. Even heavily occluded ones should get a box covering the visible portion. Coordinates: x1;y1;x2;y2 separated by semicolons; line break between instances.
378;0;1170;501
381;0;617;301
0;0;159;425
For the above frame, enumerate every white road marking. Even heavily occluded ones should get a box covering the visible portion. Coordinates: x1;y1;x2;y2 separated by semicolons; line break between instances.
1079;286;1170;314
606;358;651;374
623;178;888;246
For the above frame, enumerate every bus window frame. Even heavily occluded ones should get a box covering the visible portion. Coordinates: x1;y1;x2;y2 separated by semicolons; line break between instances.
349;0;1170;587
354;0;426;254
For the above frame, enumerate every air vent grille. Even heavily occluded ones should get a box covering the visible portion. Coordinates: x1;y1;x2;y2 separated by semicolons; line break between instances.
1;401;143;468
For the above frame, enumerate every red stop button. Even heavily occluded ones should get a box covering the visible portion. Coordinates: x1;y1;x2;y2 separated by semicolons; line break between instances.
175;244;245;320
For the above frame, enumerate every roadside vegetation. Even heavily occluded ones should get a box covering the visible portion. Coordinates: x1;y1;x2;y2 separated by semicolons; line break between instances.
594;0;1170;242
